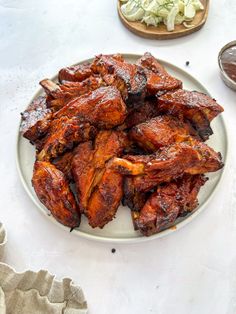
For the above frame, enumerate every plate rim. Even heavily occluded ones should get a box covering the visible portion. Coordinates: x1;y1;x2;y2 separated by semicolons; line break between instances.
16;53;228;244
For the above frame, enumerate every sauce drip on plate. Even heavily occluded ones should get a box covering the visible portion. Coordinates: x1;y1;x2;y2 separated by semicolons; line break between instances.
221;46;236;82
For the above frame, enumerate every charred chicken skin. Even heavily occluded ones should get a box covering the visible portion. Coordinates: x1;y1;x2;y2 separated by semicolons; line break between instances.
91;54;147;104
72;130;128;224
137;52;182;95
135;174;207;236
20;96;52;143
32;161;80;228
118;99;159;130
158;89;224;140
129;115;197;152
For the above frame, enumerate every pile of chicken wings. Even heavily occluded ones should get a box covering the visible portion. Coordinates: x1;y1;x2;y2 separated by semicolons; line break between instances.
20;53;224;236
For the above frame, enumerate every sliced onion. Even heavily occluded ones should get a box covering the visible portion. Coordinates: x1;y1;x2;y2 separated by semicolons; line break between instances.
167;3;179;31
120;0;204;32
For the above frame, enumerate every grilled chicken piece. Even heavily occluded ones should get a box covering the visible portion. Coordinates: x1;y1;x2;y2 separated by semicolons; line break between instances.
58;63;92;83
108;139;223;192
37;87;127;161
60;77;103;96
118;98;159;130
185;140;224;175
52;151;75;182
146;72;182;96
32;161;80;228
135;174;207;236
137;52;182;95
137;52;168;75
40;79;63;98
40;77;104;111
37;117;97;161
158;89;224;140
87;169;123;228
20;96;52;142
129;115;197;152
108;143;200;191
54;86;127;129
72;130;128;213
72;142;96;212
91;54;147;104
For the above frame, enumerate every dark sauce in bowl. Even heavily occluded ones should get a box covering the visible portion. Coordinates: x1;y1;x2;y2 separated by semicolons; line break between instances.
221;46;236;82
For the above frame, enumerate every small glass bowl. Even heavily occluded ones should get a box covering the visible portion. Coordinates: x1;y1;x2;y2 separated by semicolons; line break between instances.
218;40;236;91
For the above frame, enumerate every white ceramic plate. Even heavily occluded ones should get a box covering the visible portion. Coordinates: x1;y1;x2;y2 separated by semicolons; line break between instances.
16;54;228;243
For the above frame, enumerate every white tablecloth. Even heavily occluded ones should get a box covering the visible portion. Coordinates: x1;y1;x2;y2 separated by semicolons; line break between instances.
0;1;236;313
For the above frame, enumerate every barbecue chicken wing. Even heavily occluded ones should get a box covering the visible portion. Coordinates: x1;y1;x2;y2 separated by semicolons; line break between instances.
37;117;97;161
20;96;52;142
129;115;197;152
72;130;128;216
137;52;182;95
54;86;127;129
87;169;123;228
158;89;224;140
108;139;223;192
91;54;147;104
40;76;104;111
134;174;207;236
32;161;80;228
108;143;200;192
58;63;92;83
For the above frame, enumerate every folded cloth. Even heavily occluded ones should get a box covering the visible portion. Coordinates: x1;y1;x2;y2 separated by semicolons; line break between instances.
0;223;88;314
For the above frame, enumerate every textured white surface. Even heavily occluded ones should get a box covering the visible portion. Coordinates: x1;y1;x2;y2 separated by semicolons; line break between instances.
0;0;235;313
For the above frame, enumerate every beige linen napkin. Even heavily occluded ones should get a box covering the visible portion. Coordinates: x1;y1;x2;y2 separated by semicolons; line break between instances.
0;223;88;314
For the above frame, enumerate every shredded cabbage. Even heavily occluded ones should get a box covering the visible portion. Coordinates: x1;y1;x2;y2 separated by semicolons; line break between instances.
120;0;204;31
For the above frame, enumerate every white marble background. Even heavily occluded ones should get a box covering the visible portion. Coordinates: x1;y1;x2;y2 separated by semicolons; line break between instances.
0;0;236;313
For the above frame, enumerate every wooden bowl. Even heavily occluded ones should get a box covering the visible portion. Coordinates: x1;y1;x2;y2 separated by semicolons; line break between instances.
117;0;209;39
